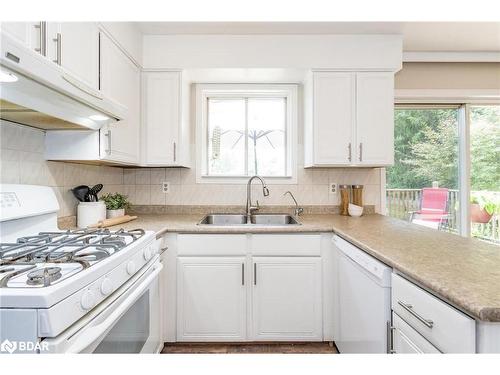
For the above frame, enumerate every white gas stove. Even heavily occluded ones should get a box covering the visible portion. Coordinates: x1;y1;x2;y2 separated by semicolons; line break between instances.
0;184;162;354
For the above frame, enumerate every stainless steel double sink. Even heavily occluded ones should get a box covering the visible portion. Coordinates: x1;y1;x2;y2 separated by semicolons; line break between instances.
198;213;300;226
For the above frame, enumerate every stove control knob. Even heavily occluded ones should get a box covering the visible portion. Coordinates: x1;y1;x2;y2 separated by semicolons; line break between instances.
80;290;95;310
143;247;152;261
126;261;136;275
100;278;113;295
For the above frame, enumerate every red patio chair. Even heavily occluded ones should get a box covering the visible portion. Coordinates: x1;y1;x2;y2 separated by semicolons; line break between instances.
409;188;450;230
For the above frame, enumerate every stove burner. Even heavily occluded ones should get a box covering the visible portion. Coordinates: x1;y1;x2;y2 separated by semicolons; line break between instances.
27;267;62;286
0;228;146;288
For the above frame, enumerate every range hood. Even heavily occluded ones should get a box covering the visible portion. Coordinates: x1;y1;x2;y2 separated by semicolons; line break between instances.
0;32;126;130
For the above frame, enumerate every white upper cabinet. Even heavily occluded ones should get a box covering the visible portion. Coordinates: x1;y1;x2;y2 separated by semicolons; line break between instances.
141;71;190;167
99;32;140;164
356;72;394;165
46;22;99;90
44;31;140;165
304;71;394;167
307;72;355;165
0;22;42;53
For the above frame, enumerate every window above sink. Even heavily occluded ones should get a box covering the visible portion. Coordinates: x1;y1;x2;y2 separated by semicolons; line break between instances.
195;84;298;184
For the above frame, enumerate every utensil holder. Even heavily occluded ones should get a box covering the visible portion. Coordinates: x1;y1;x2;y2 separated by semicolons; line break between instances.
77;202;106;228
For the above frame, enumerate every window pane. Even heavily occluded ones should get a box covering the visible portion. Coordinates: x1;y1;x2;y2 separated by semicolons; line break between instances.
386;108;460;234
247;98;286;176
207;99;246;176
470;106;500;245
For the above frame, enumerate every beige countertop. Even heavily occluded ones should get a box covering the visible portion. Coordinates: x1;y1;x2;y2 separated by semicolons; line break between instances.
109;213;500;322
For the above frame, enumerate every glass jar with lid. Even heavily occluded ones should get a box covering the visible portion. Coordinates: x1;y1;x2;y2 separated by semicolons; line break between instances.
339;185;351;216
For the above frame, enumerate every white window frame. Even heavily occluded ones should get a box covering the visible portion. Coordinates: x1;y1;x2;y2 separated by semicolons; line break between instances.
195;83;298;184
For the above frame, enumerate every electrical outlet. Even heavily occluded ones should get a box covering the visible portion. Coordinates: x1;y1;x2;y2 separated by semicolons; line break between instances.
329;182;338;195
162;182;170;194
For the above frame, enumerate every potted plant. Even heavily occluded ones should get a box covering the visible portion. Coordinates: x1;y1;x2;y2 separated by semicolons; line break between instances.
470;192;499;223
101;193;130;219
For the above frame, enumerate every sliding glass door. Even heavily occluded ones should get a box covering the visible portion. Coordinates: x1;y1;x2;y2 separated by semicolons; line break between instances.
386;106;461;233
386;104;499;245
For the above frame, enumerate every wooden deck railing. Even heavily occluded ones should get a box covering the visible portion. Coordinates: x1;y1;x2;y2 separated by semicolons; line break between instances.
386;188;499;244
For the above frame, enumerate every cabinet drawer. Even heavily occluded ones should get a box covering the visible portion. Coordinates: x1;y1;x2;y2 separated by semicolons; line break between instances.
177;234;247;256
251;234;321;256
392;312;440;354
392;273;475;353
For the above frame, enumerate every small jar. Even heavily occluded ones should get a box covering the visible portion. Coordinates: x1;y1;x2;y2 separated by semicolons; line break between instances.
351;185;364;207
339;185;351;216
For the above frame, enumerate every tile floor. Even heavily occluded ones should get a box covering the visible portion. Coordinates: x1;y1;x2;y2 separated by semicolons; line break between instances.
162;342;338;354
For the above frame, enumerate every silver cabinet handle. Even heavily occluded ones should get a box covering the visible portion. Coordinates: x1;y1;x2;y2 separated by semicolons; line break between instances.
241;263;245;286
253;263;257;285
173;142;177;162
105;130;112;155
53;32;61;65
34;22;47;56
386;321;396;354
397;301;434;328
348;143;352;162
359;143;363;162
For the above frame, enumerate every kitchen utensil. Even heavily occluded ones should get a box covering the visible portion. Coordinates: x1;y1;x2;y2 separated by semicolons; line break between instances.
71;185;90;202
89;184;103;201
84;193;95;202
348;203;364;217
89;215;138;228
77;202;106;228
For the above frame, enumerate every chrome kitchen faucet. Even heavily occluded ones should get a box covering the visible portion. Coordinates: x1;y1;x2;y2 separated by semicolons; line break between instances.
246;176;270;222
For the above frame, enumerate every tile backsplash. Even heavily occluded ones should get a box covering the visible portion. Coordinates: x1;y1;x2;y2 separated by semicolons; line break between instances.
1;120;124;217
1;121;383;217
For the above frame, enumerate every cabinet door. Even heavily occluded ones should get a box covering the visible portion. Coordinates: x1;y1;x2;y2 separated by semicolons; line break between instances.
99;32;140;164
0;22;41;52
252;257;322;341
177;257;247;341
46;22;99;90
355;72;394;166
142;72;180;166
392;313;440;354
312;72;355;165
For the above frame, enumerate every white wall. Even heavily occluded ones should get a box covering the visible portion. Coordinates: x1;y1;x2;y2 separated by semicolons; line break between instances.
143;34;402;70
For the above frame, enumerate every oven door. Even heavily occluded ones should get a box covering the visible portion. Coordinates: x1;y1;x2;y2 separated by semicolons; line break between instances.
43;260;162;353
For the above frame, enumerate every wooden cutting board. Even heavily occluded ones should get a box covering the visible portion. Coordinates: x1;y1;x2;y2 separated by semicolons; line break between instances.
89;215;138;228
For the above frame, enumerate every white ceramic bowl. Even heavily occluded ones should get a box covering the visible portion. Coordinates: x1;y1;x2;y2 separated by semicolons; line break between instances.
348;203;364;217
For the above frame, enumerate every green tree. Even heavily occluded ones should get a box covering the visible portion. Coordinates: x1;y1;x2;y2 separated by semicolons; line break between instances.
470;107;500;191
387;109;458;189
405;118;459;189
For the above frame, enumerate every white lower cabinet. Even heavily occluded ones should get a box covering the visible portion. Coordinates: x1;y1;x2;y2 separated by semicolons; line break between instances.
391;273;476;353
176;257;247;341
392;313;440;354
252;257;322;341
173;234;326;342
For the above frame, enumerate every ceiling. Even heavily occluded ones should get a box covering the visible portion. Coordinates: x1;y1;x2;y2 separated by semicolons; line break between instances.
137;22;500;52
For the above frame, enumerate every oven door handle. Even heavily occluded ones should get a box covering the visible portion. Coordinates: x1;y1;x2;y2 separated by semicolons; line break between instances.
66;263;163;353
